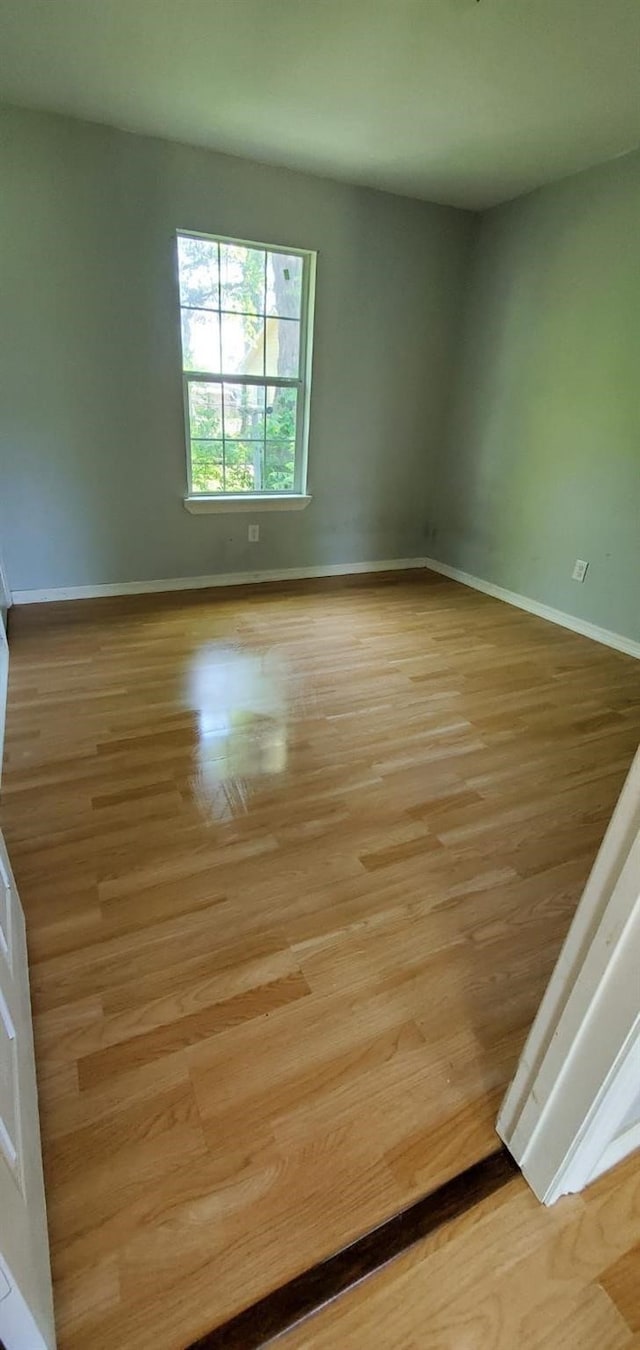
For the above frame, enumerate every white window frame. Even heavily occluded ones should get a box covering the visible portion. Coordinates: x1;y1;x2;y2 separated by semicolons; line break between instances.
177;230;316;513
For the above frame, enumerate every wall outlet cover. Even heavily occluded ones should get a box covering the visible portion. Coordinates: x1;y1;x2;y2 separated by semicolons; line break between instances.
572;559;589;582
248;524;260;543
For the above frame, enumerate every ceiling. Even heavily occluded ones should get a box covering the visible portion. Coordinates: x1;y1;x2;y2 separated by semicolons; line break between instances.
1;0;639;210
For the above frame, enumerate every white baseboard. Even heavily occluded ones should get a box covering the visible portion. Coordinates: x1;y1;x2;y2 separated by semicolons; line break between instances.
11;557;429;605
12;556;640;660
423;556;640;660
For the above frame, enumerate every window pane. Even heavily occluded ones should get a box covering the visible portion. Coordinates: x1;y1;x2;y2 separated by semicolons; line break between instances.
178;236;219;309
221;312;266;376
188;382;223;439
191;441;224;493
220;311;264;378
223;382;265;441
266;252;303;319
265;318;300;378
225;441;260;493
220;243;265;315
266;385;297;441
181;309;221;372
265;442;295;492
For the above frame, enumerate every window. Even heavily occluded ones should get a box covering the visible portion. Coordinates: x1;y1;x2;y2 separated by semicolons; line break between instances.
177;231;315;510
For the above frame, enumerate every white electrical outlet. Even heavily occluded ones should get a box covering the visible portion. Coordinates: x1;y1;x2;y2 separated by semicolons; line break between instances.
248;524;259;543
572;559;589;582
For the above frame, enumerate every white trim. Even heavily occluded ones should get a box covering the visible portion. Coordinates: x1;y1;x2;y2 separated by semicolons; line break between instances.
589;1118;640;1184
498;747;640;1143
176;227;314;259
498;747;640;1203
0;552;11;612
184;493;312;513
424;556;640;659
555;1018;640;1194
0;1253;52;1350
501;869;640;1203
11;558;429;605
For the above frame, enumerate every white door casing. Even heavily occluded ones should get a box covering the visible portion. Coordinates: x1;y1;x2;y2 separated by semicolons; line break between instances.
0;830;56;1350
0;546;10;628
498;745;640;1203
0;552;10;608
0;542;55;1349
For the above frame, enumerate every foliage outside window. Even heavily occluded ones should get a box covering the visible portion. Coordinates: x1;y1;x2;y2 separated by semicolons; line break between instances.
177;232;315;496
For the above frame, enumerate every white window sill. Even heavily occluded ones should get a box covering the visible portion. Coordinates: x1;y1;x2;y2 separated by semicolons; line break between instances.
184;494;312;514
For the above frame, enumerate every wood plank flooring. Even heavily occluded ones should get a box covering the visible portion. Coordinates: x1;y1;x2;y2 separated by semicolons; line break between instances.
2;571;639;1349
280;1150;640;1350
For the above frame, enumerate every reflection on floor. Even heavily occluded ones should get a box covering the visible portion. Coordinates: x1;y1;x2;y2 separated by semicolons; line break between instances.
3;572;640;1350
281;1151;640;1350
187;644;289;818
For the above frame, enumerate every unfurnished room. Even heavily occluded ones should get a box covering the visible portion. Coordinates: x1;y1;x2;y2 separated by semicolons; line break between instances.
0;3;639;1349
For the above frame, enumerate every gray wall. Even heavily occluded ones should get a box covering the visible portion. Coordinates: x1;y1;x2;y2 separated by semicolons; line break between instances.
432;149;640;641
0;106;474;591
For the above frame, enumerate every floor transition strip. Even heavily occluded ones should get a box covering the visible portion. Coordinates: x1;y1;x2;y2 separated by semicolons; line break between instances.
186;1147;519;1350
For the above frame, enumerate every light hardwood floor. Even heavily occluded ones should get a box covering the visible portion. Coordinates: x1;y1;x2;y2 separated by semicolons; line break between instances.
2;571;639;1349
282;1150;640;1350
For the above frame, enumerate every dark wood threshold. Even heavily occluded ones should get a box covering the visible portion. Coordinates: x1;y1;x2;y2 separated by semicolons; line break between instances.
186;1148;518;1350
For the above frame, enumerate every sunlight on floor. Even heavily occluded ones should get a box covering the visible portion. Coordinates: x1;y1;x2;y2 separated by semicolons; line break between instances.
185;643;290;819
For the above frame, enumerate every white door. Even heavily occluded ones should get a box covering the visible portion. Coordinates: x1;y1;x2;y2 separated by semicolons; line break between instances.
0;577;56;1347
498;744;640;1202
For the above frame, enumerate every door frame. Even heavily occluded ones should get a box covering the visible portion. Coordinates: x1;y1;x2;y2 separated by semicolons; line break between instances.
0;549;56;1350
0;536;11;628
0;553;10;615
498;745;640;1203
0;536;10;781
0;1251;52;1350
